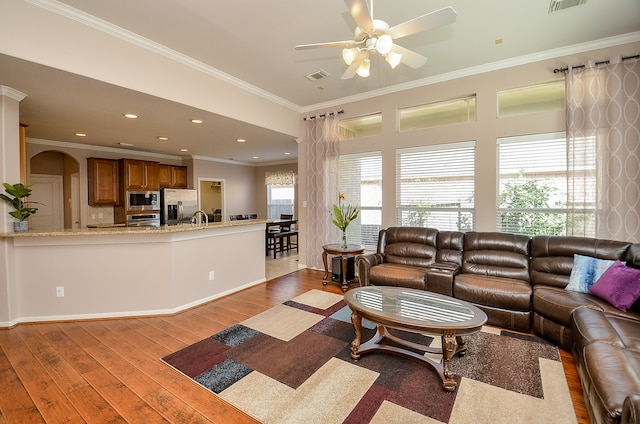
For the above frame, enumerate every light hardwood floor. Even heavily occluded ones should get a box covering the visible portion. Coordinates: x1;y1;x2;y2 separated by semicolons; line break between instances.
0;267;589;423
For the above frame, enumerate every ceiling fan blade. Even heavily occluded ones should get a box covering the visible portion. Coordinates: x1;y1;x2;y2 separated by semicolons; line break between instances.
389;6;457;39
341;51;368;79
295;40;356;50
344;0;374;33
390;44;428;69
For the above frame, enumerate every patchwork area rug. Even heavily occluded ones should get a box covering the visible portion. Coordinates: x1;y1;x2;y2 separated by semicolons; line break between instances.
162;290;577;424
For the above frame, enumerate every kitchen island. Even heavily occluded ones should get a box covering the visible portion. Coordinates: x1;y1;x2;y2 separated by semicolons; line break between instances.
0;220;267;327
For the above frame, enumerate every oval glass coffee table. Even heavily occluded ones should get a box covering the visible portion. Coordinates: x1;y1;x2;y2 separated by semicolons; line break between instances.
344;286;488;391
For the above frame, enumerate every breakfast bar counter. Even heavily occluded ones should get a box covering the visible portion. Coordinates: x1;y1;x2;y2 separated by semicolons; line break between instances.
0;221;267;327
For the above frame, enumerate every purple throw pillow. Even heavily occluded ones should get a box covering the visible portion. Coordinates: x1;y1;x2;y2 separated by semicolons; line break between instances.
589;261;640;312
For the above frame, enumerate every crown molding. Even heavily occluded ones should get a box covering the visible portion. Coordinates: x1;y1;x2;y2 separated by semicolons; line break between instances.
27;137;184;160
25;0;301;113
301;32;640;113
0;85;27;101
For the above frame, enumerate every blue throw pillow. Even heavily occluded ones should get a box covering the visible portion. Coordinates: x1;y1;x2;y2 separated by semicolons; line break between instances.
565;254;617;293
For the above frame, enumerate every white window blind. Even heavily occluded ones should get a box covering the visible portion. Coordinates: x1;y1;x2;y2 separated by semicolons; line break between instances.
339;152;382;249
267;185;294;219
497;133;592;236
396;142;475;230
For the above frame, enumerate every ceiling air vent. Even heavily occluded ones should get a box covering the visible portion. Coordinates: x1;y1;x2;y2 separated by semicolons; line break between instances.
549;0;586;13
305;69;331;81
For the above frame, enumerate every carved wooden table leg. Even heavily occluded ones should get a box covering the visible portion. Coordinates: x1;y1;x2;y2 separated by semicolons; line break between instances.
350;311;363;359
442;332;458;391
322;250;329;285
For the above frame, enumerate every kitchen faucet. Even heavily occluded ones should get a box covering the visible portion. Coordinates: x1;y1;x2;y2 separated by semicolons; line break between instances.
191;210;209;226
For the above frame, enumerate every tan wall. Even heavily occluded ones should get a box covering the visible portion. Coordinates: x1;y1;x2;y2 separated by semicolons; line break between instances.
254;162;298;219
298;41;640;235
191;158;257;220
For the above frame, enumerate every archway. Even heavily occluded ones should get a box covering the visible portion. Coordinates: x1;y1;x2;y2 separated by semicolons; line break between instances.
29;151;81;229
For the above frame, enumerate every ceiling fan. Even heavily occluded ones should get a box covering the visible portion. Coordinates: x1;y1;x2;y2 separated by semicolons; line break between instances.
295;0;457;79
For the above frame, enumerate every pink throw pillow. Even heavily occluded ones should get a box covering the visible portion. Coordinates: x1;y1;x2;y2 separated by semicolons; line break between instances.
589;261;640;312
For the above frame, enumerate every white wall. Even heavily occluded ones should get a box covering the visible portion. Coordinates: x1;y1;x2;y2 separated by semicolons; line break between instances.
0;0;300;139
6;224;265;325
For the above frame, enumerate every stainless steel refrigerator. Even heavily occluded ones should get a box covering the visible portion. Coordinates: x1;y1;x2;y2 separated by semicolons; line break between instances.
160;188;198;225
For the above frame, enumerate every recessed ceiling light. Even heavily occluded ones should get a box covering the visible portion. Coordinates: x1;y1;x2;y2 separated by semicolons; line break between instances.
118;142;134;147
236;138;246;143
180;148;189;152
157;136;169;141
123;113;138;119
75;133;87;137
190;119;203;124
252;156;259;159
284;152;291;155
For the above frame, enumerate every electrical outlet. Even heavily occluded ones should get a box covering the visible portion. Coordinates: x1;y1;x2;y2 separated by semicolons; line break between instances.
208;271;215;281
56;286;65;298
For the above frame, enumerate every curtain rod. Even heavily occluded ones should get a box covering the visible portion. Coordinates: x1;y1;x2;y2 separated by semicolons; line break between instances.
553;54;639;73
303;110;344;121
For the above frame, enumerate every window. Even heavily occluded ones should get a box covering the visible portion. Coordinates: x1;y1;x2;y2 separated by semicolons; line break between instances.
339;152;382;249
396;142;475;230
339;113;382;140
497;79;565;118
267;185;294;219
399;95;476;132
497;133;595;237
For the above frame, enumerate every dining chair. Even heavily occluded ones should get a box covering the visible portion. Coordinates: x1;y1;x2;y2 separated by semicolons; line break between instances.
279;214;297;253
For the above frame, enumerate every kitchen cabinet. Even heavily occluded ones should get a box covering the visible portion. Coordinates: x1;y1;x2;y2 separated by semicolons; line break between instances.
120;159;160;190
159;164;188;188
87;158;119;205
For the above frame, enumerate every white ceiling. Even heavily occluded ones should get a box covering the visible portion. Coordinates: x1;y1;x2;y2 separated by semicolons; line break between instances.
2;0;639;164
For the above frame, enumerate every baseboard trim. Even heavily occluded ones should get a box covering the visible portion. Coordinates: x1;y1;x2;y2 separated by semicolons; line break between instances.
0;278;266;328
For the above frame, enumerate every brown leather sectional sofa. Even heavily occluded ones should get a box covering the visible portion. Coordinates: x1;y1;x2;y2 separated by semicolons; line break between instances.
356;227;640;424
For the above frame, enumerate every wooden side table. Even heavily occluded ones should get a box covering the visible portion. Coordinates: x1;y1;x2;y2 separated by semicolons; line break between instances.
322;243;365;292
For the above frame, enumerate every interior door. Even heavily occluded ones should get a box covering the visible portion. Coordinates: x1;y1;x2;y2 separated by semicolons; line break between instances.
29;174;64;230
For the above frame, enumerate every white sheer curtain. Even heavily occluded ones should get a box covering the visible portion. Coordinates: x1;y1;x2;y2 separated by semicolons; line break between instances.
566;57;640;242
304;112;340;269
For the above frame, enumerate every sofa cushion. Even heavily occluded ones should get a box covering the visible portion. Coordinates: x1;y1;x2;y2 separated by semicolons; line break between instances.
533;286;604;326
572;307;640;352
381;227;438;268
454;274;531;311
368;263;428;290
565;254;617;294
590;261;640;312
462;232;531;282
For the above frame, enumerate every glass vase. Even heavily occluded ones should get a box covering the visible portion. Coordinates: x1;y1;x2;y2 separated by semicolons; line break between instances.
341;230;348;249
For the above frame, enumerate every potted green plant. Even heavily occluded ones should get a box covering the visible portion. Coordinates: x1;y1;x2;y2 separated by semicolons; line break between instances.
0;183;39;232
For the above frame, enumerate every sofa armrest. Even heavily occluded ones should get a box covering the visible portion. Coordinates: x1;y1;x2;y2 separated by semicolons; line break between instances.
622;394;640;424
356;253;384;286
425;262;460;296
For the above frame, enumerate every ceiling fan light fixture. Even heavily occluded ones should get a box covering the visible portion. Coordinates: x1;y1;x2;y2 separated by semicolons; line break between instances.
386;51;402;69
342;47;358;65
356;58;370;78
375;34;393;55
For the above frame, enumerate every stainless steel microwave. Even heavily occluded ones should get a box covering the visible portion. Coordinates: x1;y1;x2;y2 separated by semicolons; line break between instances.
126;191;160;211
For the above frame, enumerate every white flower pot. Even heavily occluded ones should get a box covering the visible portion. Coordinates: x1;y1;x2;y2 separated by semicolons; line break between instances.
13;221;29;232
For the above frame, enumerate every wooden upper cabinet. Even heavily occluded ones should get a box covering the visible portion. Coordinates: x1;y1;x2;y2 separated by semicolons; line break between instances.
120;159;160;191
159;164;188;188
88;158;119;205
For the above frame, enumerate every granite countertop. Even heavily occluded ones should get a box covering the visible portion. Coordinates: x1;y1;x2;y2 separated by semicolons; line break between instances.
0;219;267;237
